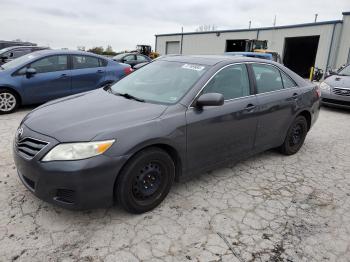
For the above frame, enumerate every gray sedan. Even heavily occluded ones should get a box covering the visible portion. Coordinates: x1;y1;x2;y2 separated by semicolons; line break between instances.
320;64;350;109
13;55;320;213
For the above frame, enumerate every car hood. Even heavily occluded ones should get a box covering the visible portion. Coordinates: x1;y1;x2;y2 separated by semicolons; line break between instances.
325;75;350;88
23;89;168;142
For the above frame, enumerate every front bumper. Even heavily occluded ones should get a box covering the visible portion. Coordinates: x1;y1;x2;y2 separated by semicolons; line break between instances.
13;126;128;210
321;91;350;109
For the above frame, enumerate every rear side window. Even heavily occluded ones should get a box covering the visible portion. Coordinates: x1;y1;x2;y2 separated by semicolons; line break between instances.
99;58;108;67
202;64;250;100
72;55;100;69
252;64;283;93
124;55;135;61
30;55;68;73
281;71;297;88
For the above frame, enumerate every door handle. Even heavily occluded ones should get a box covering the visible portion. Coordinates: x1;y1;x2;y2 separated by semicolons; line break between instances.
97;69;104;73
245;104;256;111
59;73;68;78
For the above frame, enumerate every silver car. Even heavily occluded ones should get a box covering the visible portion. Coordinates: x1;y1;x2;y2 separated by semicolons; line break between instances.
320;64;350;109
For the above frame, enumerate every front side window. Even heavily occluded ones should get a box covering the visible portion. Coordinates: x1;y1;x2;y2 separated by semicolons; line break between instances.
11;49;29;58
72;55;100;69
111;60;208;104
29;55;68;73
252;64;283;93
136;55;148;62
124;55;136;62
202;64;250;100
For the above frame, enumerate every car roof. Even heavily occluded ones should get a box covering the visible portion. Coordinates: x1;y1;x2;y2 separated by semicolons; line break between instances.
157;55;274;66
30;49;106;58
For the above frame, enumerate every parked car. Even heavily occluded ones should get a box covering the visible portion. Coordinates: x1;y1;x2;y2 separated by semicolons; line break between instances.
13;55;320;213
225;52;273;61
0;45;49;65
113;53;152;68
319;64;350;109
0;50;132;113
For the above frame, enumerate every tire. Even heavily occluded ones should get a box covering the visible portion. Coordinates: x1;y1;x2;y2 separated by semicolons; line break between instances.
115;147;175;214
0;89;19;114
279;116;308;155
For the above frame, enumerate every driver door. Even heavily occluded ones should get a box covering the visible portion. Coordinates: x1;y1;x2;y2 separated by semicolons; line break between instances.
185;64;259;174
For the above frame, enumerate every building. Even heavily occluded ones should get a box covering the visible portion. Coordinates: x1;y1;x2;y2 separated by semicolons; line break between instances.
0;40;37;50
155;12;350;78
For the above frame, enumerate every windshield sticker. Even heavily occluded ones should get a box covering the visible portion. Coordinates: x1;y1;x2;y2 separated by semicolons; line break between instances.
169;97;177;101
182;64;205;71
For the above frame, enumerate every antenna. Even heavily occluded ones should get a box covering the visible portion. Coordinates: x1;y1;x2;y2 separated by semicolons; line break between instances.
273;15;277;27
314;14;318;23
249;21;251;29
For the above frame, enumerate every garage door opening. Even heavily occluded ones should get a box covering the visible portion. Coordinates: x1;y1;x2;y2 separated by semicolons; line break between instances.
226;40;247;52
166;41;180;55
283;36;319;78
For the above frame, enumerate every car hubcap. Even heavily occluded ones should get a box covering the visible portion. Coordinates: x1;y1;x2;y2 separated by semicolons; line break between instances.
290;123;303;146
0;93;16;112
132;162;162;200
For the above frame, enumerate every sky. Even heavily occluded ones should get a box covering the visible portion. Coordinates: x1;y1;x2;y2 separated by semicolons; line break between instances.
0;0;349;52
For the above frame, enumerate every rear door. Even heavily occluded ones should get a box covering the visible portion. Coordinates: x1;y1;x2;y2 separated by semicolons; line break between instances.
186;63;259;174
250;63;300;149
70;55;106;94
20;55;71;103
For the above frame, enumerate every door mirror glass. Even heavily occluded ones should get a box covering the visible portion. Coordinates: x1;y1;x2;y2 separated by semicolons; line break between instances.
196;93;224;107
26;67;37;76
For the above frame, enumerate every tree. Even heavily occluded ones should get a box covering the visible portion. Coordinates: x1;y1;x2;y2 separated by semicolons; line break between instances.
87;46;104;55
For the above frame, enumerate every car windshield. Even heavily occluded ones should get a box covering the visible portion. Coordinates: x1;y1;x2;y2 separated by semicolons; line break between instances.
110;60;208;104
338;65;350;76
1;53;38;70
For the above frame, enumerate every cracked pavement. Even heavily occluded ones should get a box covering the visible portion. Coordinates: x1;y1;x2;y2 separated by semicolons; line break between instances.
0;106;350;262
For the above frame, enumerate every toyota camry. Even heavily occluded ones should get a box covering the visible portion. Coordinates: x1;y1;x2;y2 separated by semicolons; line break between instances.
13;55;320;213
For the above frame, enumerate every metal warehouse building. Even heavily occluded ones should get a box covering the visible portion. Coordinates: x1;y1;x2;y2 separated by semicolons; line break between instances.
155;11;350;78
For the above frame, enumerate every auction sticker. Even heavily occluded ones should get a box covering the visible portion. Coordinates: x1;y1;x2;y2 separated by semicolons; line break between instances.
182;64;205;71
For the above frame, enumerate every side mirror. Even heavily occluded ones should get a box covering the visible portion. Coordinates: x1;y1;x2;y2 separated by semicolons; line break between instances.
196;93;224;107
26;68;37;77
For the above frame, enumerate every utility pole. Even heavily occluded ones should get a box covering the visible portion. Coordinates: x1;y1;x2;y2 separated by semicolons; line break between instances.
180;26;184;55
249;21;251;29
273;15;277;27
314;14;318;23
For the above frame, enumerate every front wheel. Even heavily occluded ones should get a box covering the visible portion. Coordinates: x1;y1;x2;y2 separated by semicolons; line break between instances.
115;147;175;213
279;116;308;155
0;89;19;114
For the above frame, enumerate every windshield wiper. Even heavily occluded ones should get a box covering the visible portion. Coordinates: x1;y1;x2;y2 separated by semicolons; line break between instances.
115;92;145;102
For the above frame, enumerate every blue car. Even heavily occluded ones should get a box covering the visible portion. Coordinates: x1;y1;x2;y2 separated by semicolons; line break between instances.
0;50;132;113
224;52;273;60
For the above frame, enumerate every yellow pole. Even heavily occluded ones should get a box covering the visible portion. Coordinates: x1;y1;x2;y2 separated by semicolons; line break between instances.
309;67;314;81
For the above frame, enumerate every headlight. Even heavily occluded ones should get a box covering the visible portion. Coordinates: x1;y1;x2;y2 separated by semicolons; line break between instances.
319;82;331;92
42;140;115;161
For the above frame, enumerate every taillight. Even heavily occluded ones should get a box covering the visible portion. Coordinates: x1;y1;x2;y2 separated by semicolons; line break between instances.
123;67;133;75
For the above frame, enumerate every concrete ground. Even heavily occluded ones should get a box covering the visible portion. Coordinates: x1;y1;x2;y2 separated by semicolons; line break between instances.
0;106;349;262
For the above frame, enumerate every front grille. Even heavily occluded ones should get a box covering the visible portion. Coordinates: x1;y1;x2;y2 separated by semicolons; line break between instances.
322;98;350;107
55;189;76;204
333;87;350;96
16;137;49;159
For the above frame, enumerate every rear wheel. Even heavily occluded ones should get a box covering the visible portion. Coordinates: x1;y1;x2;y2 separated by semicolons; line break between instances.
115;147;175;213
0;89;19;114
279;116;308;155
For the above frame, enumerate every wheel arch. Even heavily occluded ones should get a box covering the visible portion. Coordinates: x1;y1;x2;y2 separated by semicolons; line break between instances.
296;110;312;131
0;85;22;105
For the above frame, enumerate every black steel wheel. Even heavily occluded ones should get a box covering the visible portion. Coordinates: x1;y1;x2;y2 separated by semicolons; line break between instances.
279;116;308;155
115;147;175;213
